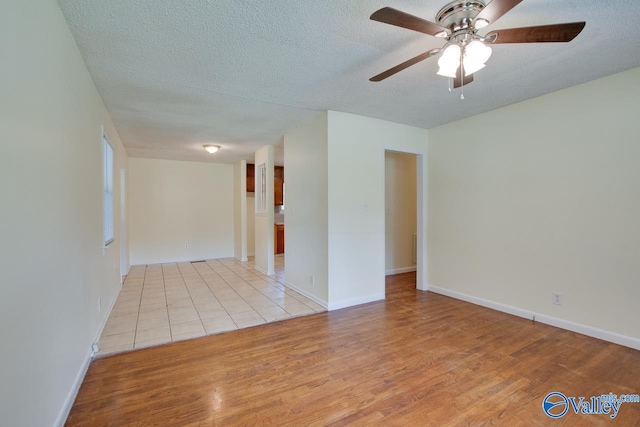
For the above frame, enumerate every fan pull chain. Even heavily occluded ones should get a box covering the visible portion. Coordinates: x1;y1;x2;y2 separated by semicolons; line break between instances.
460;47;465;100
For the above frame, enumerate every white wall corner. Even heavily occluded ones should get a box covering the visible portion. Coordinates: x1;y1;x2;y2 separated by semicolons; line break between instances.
93;279;124;346
254;264;271;276
385;266;417;276
428;285;640;351
327;293;385;311
284;281;328;309
416;281;429;292
53;347;93;427
253;146;275;275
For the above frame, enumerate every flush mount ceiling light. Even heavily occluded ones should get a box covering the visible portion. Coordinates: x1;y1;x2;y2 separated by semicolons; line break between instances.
369;0;586;98
203;144;220;154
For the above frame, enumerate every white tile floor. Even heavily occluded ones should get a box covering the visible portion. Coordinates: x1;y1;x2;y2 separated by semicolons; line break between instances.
97;256;325;356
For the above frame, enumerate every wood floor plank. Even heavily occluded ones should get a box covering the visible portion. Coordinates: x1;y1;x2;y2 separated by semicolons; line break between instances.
66;273;640;426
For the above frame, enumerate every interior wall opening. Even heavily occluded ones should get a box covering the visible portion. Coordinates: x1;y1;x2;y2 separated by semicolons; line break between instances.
384;150;419;291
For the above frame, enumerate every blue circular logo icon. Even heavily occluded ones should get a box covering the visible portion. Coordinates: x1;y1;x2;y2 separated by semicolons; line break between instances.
543;392;569;418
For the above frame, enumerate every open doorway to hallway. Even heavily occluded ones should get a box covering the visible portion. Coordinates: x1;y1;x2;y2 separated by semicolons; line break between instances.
246;167;286;278
384;151;418;293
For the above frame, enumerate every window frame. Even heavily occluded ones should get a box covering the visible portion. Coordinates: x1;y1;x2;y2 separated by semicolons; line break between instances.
102;130;115;247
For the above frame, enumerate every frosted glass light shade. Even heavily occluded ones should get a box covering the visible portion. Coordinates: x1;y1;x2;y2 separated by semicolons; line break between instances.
463;61;486;75
463;41;492;75
437;44;461;78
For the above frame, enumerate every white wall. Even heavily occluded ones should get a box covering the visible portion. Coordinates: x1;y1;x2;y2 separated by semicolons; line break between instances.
284;112;329;304
428;67;640;347
327;111;429;309
0;1;128;425
128;158;234;265
283;111;428;309
247;193;256;256
120;167;130;278
234;160;247;261
254;146;275;275
385;151;417;274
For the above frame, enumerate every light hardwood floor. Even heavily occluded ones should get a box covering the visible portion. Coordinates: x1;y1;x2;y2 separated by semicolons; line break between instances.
66;273;640;426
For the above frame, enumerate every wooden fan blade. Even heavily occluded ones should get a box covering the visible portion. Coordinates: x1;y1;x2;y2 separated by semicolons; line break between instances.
474;0;523;26
453;70;474;89
370;49;440;82
370;7;449;36
486;22;586;43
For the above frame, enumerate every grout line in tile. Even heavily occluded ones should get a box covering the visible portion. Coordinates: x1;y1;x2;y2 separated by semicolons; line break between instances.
101;257;324;356
162;263;174;342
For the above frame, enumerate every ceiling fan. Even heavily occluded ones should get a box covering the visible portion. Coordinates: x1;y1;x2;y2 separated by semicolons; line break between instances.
369;0;585;91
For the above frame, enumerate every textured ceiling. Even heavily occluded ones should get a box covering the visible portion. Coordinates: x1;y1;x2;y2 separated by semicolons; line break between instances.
57;0;640;164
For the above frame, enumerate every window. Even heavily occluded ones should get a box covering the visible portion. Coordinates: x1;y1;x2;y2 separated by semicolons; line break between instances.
103;134;114;247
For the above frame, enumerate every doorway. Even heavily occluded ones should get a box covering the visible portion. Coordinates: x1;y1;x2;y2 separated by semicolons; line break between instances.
384;151;419;290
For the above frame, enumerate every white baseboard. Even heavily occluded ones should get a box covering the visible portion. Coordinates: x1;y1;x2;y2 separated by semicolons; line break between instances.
254;265;275;276
130;254;235;265
56;260;128;425
427;285;640;351
235;256;249;262
54;347;92;427
283;281;328;309
57;273;125;426
327;293;385;311
93;279;124;350
385;266;416;276
280;282;383;312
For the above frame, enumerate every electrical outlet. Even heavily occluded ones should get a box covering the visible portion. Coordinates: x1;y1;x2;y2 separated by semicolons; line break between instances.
98;297;102;311
310;275;315;286
552;292;562;306
184;243;189;249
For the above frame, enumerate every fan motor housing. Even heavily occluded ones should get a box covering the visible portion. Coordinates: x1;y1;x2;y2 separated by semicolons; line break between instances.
436;0;486;31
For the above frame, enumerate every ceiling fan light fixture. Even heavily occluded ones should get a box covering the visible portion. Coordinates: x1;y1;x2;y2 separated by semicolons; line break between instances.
437;44;461;77
462;40;492;75
203;144;220;154
463;62;485;75
466;40;492;63
437;64;459;78
437;67;458;78
368;2;586;95
474;18;490;29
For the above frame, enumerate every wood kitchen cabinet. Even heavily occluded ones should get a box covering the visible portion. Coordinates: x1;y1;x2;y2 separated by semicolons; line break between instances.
246;163;255;193
274;166;284;206
247;164;284;206
274;224;285;254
